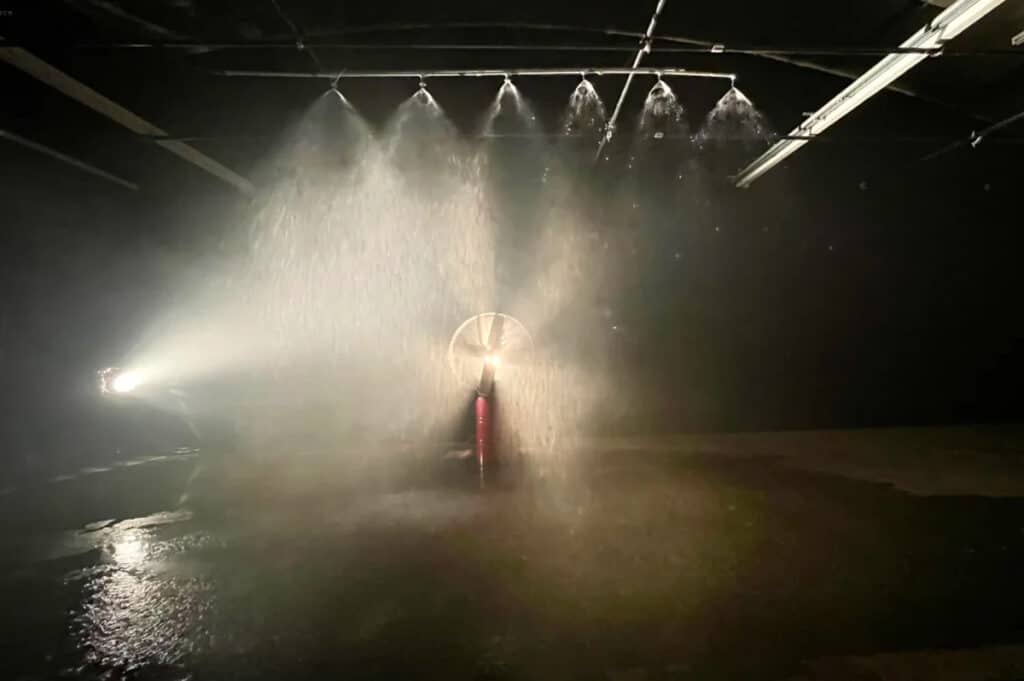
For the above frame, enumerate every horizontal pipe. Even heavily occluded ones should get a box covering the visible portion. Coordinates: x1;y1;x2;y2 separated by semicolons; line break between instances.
142;131;1024;144
214;66;736;81
45;41;1024;57
76;18;986;118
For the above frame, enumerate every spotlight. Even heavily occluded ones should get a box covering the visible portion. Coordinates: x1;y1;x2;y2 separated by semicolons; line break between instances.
99;367;146;395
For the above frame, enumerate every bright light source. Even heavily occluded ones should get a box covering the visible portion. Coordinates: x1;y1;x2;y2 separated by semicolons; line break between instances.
111;370;144;393
734;0;1006;187
484;354;502;369
99;367;146;395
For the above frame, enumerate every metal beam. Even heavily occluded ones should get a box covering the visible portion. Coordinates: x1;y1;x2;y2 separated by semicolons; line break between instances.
920;106;1024;160
734;0;1006;187
0;128;138;190
0;46;254;195
214;66;736;81
596;0;669;158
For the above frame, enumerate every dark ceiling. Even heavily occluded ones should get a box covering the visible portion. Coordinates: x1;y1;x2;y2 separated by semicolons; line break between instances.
1;0;1022;194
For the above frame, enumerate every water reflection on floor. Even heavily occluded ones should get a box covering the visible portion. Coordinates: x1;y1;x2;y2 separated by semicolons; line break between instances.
3;444;1024;680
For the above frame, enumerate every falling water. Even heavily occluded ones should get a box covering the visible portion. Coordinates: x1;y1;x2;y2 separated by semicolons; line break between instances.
696;86;776;148
637;79;689;141
627;79;693;199
121;80;620;488
478;78;612;463
126;88;496;456
694;86;775;177
482;78;540;137
562;78;607;140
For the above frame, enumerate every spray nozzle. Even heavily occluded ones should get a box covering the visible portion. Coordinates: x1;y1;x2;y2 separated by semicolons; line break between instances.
418;77;427;89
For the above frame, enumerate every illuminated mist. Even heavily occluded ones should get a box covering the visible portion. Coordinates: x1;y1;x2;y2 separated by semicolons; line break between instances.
117;82;622;492
114;78;773;496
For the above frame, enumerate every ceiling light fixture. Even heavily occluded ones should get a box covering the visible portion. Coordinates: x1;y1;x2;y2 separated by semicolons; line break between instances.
734;0;1006;188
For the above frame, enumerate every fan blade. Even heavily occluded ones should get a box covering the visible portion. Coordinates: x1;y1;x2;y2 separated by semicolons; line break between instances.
452;337;486;359
486;313;505;351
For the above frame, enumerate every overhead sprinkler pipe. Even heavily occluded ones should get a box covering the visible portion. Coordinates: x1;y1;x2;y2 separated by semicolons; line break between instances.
214;66;736;80
596;0;670;158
